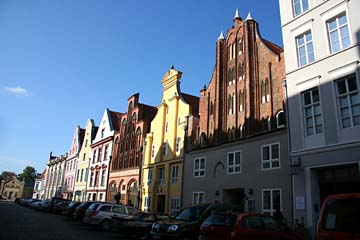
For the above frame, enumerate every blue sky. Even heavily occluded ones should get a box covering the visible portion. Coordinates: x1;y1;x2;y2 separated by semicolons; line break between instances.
0;0;283;174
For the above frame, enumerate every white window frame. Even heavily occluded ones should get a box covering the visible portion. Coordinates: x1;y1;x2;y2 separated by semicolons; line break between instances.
227;151;242;174
192;192;205;205
144;196;151;212
170;197;181;217
261;143;281;170
292;0;309;17
193;157;206;177
302;87;323;136
335;74;360;128
326;12;351;54
296;30;315;67
171;165;179;184
262;189;282;216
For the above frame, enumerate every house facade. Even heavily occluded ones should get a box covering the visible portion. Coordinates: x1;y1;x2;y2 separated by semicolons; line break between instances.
73;119;98;202
183;10;292;219
63;126;85;200
107;93;157;207
44;152;67;199
0;177;24;201
86;108;123;202
32;176;42;199
279;0;360;235
141;66;199;216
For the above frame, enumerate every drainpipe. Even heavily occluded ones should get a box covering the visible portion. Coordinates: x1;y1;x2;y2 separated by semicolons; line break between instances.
180;116;189;210
283;79;294;221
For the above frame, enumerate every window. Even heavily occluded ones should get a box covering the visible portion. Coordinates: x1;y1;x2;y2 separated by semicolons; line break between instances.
101;170;106;186
99;193;103;202
227;151;242;174
194;157;206;177
302;87;323;136
83;153;86;161
165;122;168;133
178;117;181;126
85;139;88;147
90;172;94;187
151;145;155;158
238;39;243;55
104;145;109;161
276;111;286;128
327;12;351;53
336;74;360;128
261;143;280;170
158;168;165;185
98;148;102;162
76;169;80;182
101;128;105;138
193;192;205;205
80;169;84;182
176;138;181;152
243;216;263;229
92;150;97;163
170;197;181;217
162;142;167;155
296;31;315;66
247;199;255;212
85;168;88;181
144;196;151;212
239;91;244;112
262;189;281;216
166;106;169;114
292;0;309;17
147;169;153;186
94;171;99;186
171;165;179;184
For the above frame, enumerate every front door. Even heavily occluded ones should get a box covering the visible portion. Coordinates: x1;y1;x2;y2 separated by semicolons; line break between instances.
157;195;166;213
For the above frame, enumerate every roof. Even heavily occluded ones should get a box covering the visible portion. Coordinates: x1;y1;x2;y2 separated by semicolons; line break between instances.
109;111;123;131
182;93;200;116
262;39;283;54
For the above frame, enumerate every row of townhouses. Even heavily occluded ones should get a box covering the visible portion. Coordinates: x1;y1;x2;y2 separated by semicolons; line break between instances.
33;1;360;237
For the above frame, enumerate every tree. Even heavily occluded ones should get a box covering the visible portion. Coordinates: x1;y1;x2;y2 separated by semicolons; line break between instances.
17;166;37;183
0;171;17;181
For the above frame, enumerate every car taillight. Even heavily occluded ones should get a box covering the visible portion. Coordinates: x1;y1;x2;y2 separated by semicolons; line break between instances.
91;211;98;216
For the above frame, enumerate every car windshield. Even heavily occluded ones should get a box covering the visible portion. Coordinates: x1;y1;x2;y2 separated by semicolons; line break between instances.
202;214;237;227
88;203;99;210
176;205;208;222
322;198;360;234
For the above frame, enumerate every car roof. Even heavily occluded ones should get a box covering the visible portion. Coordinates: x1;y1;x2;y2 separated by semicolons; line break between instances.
324;193;360;200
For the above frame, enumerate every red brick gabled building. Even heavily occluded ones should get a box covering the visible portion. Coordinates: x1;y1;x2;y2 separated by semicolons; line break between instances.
107;93;157;206
197;11;285;146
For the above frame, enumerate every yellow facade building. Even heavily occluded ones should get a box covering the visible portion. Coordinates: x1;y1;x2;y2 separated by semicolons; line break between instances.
73;119;98;202
141;67;199;216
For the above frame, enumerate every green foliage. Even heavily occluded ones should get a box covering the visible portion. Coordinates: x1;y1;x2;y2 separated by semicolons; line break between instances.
17;166;37;182
0;171;17;181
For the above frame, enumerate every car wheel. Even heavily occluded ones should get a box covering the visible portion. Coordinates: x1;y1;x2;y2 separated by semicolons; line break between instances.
100;220;111;231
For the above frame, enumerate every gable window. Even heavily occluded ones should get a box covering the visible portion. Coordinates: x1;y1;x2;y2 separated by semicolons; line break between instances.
262;189;281;216
165;122;168;133
85;139;88;147
336;74;360;128
292;0;309;17
151;145;155;158
296;31;315;67
261;143;280;170
162;142;168;155
144;196;151;212
176;138;181;153
194;157;206;177
192;192;205;205
302;87;323;136
227;151;242;174
101;128;105;139
171;165;179;184
327;12;351;53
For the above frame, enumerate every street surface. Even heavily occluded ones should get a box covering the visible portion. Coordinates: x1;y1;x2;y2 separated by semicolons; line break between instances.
0;201;127;240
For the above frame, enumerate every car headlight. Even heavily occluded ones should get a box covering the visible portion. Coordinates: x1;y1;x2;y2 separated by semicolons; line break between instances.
167;225;179;232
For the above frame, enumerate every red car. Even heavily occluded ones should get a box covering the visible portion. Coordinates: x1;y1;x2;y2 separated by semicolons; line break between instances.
199;212;303;240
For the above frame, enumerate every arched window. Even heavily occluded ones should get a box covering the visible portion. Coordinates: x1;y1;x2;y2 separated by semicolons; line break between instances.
276;110;286;128
132;112;137;121
129;101;133;110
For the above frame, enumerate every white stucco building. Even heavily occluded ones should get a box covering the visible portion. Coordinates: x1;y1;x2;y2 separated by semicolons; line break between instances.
279;0;360;236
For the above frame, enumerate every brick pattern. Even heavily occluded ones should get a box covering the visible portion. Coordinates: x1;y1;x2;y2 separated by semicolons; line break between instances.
198;18;285;146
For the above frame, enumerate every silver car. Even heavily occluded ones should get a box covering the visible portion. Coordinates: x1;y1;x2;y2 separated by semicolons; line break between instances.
83;202;139;231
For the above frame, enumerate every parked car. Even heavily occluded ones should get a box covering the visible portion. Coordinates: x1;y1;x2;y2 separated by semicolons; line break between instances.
47;197;70;212
52;200;71;214
151;203;242;240
83;202;140;231
199;212;302;240
63;201;81;218
112;212;170;239
317;193;360;240
73;201;97;221
34;199;50;211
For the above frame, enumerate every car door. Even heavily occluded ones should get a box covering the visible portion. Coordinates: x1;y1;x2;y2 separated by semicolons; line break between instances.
237;215;268;239
260;216;295;240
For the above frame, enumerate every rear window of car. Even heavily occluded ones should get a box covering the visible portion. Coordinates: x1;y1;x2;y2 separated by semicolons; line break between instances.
242;216;263;229
68;202;77;207
203;214;237;227
99;205;112;212
88;203;100;210
322;198;360;234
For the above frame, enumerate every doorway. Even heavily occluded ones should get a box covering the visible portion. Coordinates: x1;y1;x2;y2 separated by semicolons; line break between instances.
157;195;166;213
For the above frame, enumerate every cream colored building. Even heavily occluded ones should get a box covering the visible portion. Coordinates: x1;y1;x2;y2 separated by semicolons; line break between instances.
0;177;24;201
73;119;98;202
141;66;199;216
